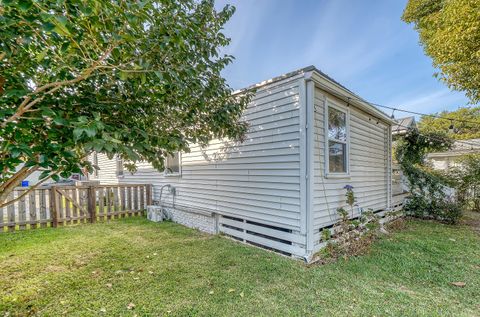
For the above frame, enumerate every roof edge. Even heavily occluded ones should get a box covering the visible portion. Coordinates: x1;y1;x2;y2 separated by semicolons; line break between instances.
232;65;394;124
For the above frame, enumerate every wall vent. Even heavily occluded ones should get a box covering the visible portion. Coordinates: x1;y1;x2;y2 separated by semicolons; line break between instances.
218;215;305;257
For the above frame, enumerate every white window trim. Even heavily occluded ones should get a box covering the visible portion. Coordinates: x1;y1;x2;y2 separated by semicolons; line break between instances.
164;152;182;177
324;98;350;178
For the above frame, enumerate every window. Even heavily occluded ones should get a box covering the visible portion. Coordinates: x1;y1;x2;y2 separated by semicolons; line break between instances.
116;156;124;177
92;152;99;178
327;104;348;174
165;152;181;175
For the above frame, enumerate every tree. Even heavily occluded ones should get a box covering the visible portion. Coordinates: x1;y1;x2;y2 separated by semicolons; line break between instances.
395;129;460;223
418;107;480;140
402;0;480;103
0;0;250;206
449;154;480;212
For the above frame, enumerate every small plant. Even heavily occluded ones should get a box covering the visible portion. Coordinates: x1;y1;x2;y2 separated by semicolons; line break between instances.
344;185;356;218
337;207;349;222
321;228;331;242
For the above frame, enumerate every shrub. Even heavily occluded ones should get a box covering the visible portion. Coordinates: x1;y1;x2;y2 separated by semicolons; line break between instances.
405;196;462;224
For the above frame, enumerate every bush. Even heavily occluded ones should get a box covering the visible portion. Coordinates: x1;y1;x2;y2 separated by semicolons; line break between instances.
449;154;480;212
435;199;463;224
405;196;462;224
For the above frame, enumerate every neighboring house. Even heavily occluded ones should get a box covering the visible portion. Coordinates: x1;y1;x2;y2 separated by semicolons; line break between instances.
428;138;480;171
392;116;416;137
88;152;124;184
92;66;394;260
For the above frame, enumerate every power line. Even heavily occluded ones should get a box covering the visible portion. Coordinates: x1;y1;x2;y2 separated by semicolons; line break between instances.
315;82;480;126
371;103;480;126
313;83;480;148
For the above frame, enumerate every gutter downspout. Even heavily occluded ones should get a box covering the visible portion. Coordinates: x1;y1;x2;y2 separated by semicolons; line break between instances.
303;72;315;262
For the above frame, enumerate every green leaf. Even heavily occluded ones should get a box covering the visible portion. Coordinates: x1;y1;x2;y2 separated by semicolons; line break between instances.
36;49;48;63
60;42;70;53
154;71;163;80
39;170;50;180
11;148;22;158
53;117;68;126
73;128;84;141
18;0;33;11
42;22;56;32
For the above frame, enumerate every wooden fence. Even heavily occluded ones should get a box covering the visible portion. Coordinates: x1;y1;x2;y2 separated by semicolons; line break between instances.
0;184;152;232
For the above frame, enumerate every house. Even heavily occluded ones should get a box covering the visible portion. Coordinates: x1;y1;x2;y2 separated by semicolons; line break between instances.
428;138;480;171
90;66;394;260
392;116;416;137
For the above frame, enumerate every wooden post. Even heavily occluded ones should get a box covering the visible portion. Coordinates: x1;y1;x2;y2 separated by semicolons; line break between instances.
18;189;27;230
88;186;97;223
50;186;59;228
146;184;152;206
29;190;37;229
39;190;47;228
7;192;15;232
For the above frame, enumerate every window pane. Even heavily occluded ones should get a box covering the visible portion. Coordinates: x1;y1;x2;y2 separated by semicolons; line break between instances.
328;107;346;141
329;141;346;173
166;152;180;174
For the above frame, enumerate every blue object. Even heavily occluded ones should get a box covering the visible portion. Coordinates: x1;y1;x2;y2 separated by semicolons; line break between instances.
21;181;29;187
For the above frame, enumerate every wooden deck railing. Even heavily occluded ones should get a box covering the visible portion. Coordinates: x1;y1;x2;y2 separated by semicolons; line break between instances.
0;184;152;232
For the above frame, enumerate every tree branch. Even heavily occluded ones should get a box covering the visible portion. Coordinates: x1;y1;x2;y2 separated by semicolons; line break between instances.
0;171;59;209
1;45;118;128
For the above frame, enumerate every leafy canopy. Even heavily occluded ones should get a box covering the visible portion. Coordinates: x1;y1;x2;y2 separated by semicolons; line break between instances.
418;107;480;140
395;129;460;223
402;0;480;103
0;0;250;202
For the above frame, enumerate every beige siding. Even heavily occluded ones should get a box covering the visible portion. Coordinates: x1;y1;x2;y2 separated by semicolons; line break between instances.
90;153;119;184
312;87;390;234
118;76;303;231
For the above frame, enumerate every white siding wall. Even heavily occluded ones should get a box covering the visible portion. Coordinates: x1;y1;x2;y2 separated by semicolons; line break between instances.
90;153;119;184
312;88;390;241
119;76;304;232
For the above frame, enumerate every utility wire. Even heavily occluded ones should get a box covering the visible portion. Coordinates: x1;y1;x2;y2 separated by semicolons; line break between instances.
372;103;480;126
314;82;480;148
314;82;480;126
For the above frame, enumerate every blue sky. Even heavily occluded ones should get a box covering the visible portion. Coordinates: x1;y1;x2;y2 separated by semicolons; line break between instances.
216;0;474;117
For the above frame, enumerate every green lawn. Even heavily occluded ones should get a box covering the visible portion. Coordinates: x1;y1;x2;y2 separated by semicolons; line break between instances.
1;217;479;316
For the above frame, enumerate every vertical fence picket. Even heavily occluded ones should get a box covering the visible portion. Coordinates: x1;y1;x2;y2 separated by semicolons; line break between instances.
88;186;96;224
58;190;65;226
127;186;132;216
29;191;37;229
64;189;71;225
133;186;139;215
106;187;112;220
39;189;47;228
50;187;59;228
98;187;104;220
71;188;78;224
113;187;119;218
80;188;88;223
146;184;152;206
120;186;126;217
18;190;27;230
7;192;15;232
0;205;4;233
140;186;145;212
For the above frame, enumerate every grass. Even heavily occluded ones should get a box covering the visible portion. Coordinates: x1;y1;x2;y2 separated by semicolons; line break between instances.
0;217;479;316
